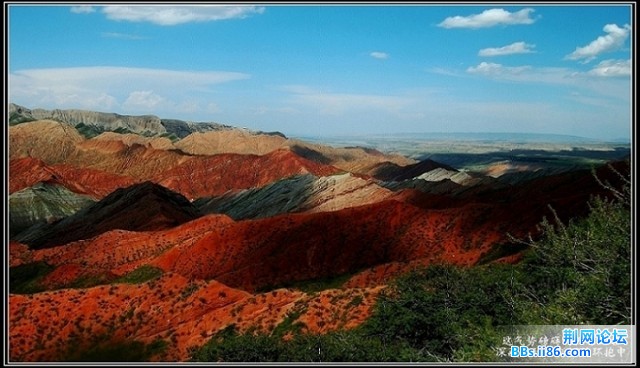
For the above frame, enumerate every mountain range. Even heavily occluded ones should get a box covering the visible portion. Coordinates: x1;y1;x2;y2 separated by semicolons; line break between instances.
7;105;629;362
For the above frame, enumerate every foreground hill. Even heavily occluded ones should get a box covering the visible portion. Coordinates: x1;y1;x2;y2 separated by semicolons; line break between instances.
9;271;382;361
151;199;512;292
14;197;525;293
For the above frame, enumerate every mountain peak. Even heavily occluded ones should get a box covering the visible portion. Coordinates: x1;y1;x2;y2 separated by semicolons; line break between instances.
14;181;201;249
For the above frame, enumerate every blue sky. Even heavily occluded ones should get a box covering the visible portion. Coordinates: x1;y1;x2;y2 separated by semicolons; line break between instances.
8;4;633;140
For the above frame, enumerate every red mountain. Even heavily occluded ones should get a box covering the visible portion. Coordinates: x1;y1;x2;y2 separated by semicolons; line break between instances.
150;200;515;292
10;157;138;199
155;148;341;200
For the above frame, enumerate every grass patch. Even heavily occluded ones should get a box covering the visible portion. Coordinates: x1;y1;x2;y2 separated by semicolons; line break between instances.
272;307;307;337
113;265;163;284
70;273;114;289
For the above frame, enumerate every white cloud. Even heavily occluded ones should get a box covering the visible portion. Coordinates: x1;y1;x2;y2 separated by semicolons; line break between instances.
438;8;536;29
9;67;249;114
463;62;630;105
565;24;631;63
102;5;264;25
101;32;148;40
479;41;535;57
123;91;165;110
370;51;389;60
427;67;464;77
588;59;631;77
70;6;95;14
467;62;531;75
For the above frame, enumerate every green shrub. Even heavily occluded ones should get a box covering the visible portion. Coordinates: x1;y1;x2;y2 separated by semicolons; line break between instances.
113;265;163;284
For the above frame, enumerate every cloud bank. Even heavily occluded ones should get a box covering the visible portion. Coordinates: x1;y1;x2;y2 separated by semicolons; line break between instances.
587;59;631;77
370;51;389;60
467;62;531;75
10;66;250;114
479;42;535;57
70;6;95;14
438;8;536;29
100;5;265;25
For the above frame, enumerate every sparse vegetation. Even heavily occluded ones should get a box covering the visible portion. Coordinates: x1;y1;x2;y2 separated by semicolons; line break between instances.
9;112;36;125
70;273;114;289
113;265;163;284
180;282;200;300
191;163;630;362
74;122;104;139
160;132;180;142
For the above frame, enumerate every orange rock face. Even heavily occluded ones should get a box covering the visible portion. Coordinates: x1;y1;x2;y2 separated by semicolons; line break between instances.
155;148;341;200
10;157;138;199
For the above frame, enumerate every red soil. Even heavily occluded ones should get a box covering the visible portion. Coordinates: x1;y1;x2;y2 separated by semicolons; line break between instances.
150;199;519;292
9;273;380;361
155;148;341;200
10;157;138;199
11;141;342;202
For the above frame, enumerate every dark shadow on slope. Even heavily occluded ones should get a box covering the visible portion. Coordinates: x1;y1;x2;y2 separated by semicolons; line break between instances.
289;145;333;165
194;174;318;220
15;181;202;249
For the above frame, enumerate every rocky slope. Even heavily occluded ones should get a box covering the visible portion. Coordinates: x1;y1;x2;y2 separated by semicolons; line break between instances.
9;271;381;361
153;148;341;200
195;172;394;220
9;182;96;238
150;200;511;292
370;158;456;181
9;157;138;199
9;103;232;138
10;121;344;199
14;182;202;249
